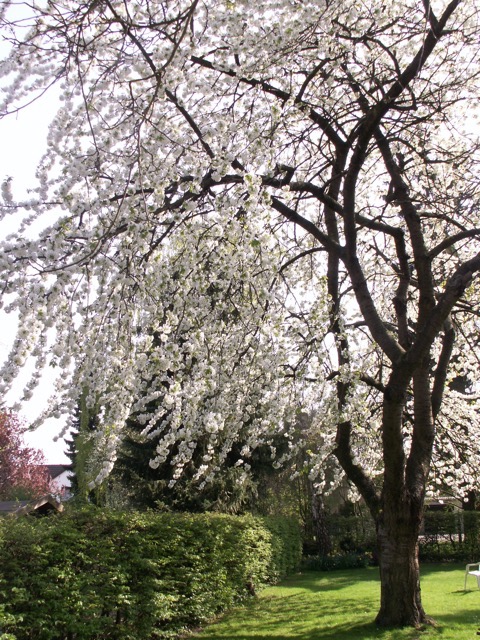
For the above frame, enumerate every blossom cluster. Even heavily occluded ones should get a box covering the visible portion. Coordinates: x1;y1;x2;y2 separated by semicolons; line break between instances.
0;0;479;499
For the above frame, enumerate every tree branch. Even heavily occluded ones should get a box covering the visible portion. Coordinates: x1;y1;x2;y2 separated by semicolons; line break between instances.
429;229;480;260
334;420;381;516
190;55;347;150
408;252;480;364
431;317;455;419
268;196;342;256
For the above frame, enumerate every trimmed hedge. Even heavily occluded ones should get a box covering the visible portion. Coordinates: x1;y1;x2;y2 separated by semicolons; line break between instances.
302;552;373;572
0;509;301;640
303;511;480;567
419;510;480;562
324;514;376;554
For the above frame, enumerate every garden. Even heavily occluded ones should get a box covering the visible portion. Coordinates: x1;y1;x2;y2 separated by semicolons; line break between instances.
2;506;480;640
191;565;480;640
2;0;480;637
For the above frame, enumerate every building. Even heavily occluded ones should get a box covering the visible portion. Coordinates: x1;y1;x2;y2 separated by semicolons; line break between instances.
0;494;64;517
41;464;73;498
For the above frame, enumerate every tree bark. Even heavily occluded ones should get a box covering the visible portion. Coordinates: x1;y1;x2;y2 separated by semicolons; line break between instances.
311;489;332;557
372;364;434;627
375;511;429;627
339;363;435;628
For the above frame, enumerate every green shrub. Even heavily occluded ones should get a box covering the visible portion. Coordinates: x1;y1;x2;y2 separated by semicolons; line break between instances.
317;511;480;564
419;511;480;563
263;516;303;579
325;515;376;554
0;509;301;640
302;552;373;571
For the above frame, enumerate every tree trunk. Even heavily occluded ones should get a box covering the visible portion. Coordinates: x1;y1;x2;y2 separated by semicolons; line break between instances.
375;512;429;627
463;489;476;511
311;490;332;556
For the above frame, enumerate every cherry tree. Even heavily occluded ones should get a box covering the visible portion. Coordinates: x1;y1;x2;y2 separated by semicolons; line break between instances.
1;0;480;627
0;411;54;500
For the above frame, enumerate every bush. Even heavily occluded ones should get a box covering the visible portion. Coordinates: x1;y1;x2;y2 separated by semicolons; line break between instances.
325;514;376;555
263;516;303;579
0;509;301;640
302;552;373;572
419;511;480;563
316;510;480;565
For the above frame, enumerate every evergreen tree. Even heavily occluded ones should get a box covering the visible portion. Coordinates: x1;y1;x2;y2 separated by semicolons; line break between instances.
64;393;101;502
114;407;287;513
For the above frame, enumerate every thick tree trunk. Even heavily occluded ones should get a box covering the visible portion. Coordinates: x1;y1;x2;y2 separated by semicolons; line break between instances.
375;512;429;627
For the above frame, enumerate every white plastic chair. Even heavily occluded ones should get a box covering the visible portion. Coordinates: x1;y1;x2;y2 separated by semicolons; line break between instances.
464;563;480;590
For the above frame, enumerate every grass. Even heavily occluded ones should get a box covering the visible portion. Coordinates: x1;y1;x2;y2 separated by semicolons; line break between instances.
189;565;480;640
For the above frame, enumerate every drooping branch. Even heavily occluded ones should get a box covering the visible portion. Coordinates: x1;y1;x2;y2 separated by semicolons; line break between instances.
428;229;480;260
269;196;343;257
279;247;325;274
164;88;215;159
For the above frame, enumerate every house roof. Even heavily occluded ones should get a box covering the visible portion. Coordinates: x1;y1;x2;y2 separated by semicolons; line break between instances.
0;494;64;517
0;500;29;514
42;464;72;480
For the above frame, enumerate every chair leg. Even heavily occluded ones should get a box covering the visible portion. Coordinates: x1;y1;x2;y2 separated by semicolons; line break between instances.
476;575;480;589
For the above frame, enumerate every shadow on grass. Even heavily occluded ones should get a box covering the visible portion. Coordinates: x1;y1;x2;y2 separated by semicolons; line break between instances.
195;603;478;640
270;567;380;593
420;564;461;575
193;566;480;640
194;590;408;639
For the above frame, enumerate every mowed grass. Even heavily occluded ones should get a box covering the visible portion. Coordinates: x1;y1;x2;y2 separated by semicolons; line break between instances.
190;565;480;640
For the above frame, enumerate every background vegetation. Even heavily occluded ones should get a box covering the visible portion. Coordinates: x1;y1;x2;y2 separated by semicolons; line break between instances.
302;510;480;568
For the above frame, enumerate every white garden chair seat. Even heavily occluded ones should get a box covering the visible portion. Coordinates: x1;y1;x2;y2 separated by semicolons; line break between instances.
464;563;480;590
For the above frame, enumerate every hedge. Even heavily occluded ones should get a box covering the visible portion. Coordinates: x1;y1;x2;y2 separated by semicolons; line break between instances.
324;514;376;554
0;509;301;640
419;510;480;562
302;551;373;571
303;510;480;567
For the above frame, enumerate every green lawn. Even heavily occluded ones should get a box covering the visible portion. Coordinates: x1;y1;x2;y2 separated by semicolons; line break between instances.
190;565;480;640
